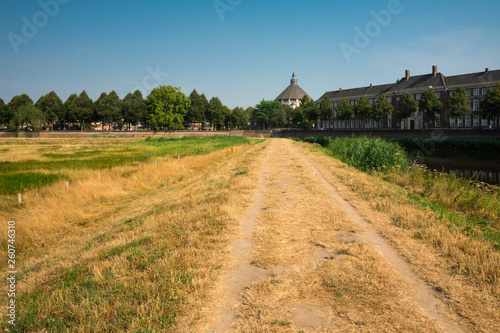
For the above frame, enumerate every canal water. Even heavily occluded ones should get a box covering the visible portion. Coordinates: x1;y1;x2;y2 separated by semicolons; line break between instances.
414;151;500;185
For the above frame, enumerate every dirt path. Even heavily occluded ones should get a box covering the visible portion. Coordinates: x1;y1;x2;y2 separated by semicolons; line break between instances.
205;139;465;332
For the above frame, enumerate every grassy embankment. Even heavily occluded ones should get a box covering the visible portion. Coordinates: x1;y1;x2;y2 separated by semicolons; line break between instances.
299;136;500;247
0;136;265;331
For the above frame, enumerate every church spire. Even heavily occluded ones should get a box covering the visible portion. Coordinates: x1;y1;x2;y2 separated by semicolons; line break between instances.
291;70;298;85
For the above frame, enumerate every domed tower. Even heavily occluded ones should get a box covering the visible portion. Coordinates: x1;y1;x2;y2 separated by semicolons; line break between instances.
276;71;312;109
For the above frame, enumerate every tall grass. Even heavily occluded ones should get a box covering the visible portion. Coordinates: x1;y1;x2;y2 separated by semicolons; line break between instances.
326;136;410;173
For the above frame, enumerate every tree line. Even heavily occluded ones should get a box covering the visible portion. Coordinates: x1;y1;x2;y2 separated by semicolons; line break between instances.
0;86;251;131
249;83;500;130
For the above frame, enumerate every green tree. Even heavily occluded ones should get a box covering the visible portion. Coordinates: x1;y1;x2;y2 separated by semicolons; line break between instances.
146;85;190;131
272;105;287;128
252;100;281;130
95;91;122;130
447;86;471;118
319;96;334;121
63;94;79;128
0;98;8;126
419;88;442;120
122;90;146;130
353;96;371;119
11;105;46;131
230;106;249;129
77;91;95;130
301;95;320;128
8;94;33;124
35;91;63;126
336;99;354;121
395;92;418;128
371;93;393;122
281;104;294;127
186;89;208;124
206;97;226;130
481;82;500;124
291;107;306;128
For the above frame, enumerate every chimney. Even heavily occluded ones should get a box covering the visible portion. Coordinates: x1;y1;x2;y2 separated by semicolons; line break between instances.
340;88;343;91
370;83;373;88
485;68;490;73
432;65;438;77
405;70;410;80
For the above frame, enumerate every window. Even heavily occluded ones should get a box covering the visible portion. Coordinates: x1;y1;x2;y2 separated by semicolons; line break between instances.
473;89;480;96
435;92;440;98
450;117;456;128
397;97;400;101
355;120;360;128
334;102;338;107
369;98;374;104
473;116;479;127
388;115;392;128
435;114;441;127
465;116;471;127
350;100;355;106
482;118;488;127
416;94;421;100
458;117;463;127
473;100;480;111
334;120;338;129
387;96;393;102
350;120;355;128
334;110;337;118
482;88;489;95
466;90;471;97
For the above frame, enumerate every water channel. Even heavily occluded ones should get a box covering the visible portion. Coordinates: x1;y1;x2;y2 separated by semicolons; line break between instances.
414;151;500;185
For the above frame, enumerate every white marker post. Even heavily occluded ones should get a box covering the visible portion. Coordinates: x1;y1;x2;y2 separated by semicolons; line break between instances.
17;193;21;204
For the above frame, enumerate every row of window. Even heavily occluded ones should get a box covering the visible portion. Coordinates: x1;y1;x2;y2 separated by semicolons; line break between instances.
331;87;492;107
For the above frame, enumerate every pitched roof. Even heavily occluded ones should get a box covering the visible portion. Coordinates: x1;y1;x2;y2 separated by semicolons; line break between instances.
445;69;500;89
276;71;312;100
276;84;311;100
317;83;393;102
316;68;500;103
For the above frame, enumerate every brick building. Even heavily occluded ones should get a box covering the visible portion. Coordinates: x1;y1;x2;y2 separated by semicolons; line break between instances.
316;66;500;130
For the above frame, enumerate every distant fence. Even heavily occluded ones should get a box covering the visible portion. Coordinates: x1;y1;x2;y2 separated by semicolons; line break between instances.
272;129;500;140
0;130;274;139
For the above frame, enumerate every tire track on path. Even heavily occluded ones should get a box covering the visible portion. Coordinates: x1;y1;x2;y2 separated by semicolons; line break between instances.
290;140;465;333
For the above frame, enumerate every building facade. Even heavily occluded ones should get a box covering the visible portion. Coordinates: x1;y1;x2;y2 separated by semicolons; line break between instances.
316;66;500;130
276;71;312;109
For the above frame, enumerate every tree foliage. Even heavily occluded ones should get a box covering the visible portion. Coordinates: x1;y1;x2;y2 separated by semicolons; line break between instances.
395;92;417;123
419;88;442;120
371;93;393;121
64;94;79;124
481;82;500;121
353;96;371;119
147;85;190;131
35;91;63;124
8;94;33;125
122;90;146;129
300;95;319;127
447;86;471;118
186;89;208;123
319;96;334;121
230;106;249;129
96;91;121;130
77;91;95;130
336;99;354;121
252;100;281;130
0;98;8;126
207;97;226;130
11;105;46;131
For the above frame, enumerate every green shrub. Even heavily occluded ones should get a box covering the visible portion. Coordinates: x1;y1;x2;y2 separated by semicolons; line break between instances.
327;136;410;172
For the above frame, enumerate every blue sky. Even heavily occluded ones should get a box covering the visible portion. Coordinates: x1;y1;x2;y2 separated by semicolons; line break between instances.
1;0;500;108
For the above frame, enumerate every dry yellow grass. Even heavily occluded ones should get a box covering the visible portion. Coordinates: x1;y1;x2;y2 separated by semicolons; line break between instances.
292;140;500;332
0;139;267;331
